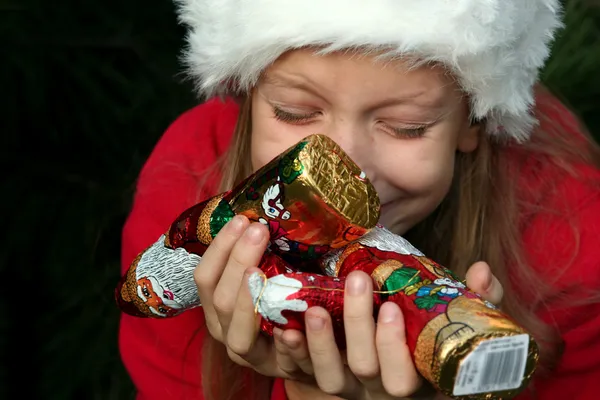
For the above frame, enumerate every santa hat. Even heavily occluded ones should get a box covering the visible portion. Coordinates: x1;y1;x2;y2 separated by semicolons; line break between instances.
174;0;563;142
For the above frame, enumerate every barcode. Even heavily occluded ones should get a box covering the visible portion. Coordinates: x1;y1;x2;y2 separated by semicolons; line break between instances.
478;348;526;392
453;334;529;396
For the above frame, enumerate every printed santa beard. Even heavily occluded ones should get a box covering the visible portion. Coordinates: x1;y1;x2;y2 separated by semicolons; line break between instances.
130;235;201;317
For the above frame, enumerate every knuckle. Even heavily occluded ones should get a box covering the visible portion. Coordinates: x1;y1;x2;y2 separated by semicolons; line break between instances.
226;347;251;368
213;226;241;248
318;381;345;396
384;386;411;398
308;345;329;360
350;362;380;381
278;364;300;376
375;333;396;349
228;248;258;269
383;380;421;398
193;263;209;287
343;312;369;327
205;323;223;342
226;338;253;358
212;296;233;317
376;325;403;349
290;352;311;366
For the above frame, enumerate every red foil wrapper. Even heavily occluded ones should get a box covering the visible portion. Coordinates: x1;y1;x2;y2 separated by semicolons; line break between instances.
116;134;380;319
251;226;539;399
249;270;381;348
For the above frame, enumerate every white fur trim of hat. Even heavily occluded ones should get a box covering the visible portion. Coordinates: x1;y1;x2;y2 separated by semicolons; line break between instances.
175;0;563;142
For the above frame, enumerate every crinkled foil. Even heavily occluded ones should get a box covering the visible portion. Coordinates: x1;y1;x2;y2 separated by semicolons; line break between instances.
248;270;381;349
230;134;380;256
116;134;380;319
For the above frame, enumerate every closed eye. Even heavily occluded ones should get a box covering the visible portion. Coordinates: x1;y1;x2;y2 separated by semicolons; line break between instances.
272;105;319;125
379;122;429;139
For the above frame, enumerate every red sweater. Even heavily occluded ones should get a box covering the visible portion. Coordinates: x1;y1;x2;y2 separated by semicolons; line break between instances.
118;94;600;400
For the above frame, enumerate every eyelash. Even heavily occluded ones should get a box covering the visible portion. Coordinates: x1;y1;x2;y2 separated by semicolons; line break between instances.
384;125;428;139
272;106;318;125
271;105;429;138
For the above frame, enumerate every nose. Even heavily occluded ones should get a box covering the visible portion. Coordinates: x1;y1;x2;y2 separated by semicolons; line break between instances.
325;122;373;179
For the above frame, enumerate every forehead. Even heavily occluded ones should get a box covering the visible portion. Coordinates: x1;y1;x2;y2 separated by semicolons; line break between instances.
259;48;463;107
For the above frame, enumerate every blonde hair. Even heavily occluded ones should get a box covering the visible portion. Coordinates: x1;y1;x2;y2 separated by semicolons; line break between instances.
201;85;600;400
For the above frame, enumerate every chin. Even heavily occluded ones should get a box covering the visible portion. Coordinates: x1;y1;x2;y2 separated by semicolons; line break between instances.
378;214;410;235
379;205;427;236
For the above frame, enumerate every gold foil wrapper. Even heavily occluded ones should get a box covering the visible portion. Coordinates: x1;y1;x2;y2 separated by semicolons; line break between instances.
229;134;380;250
412;255;539;399
417;294;539;399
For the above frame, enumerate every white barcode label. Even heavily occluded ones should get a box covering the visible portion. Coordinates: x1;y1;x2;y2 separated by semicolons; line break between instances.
453;334;529;396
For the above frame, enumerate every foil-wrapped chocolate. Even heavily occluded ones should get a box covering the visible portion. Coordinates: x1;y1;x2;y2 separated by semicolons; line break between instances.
116;134;380;318
249;226;539;399
116;131;538;399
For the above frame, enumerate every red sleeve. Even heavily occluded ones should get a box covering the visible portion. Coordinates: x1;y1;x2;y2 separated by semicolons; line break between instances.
514;92;600;399
518;193;600;399
118;97;238;400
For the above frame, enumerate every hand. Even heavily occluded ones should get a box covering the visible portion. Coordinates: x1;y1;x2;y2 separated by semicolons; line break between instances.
193;215;312;380
278;261;504;400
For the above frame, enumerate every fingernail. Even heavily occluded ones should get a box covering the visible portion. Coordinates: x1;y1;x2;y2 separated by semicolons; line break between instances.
347;274;366;296
379;303;399;324
483;273;493;293
228;216;245;233
307;316;325;331
244;224;265;244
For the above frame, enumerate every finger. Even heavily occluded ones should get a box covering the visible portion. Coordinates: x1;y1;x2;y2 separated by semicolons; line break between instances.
273;328;302;376
226;269;308;379
343;271;381;389
194;215;249;340
226;268;270;367
305;307;360;398
376;302;423;398
279;329;314;376
273;329;315;382
213;222;269;335
465;261;504;305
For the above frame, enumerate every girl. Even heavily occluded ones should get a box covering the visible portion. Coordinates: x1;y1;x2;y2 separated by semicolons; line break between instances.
118;1;600;399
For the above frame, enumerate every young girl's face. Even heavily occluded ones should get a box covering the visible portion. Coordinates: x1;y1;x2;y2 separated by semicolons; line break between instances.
250;49;479;233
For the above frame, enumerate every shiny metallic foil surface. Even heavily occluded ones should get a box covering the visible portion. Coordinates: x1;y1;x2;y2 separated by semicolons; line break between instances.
417;295;539;399
116;134;380;318
230;134;380;255
318;227;539;399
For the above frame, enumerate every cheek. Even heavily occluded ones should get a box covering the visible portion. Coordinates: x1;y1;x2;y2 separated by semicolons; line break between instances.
378;139;456;200
376;143;457;231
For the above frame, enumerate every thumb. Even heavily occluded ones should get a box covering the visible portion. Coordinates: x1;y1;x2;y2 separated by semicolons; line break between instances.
464;261;504;306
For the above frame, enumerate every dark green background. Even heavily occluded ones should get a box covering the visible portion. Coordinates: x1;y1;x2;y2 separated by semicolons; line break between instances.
3;0;599;398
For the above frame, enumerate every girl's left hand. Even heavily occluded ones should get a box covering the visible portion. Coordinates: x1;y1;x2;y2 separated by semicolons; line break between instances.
277;261;504;400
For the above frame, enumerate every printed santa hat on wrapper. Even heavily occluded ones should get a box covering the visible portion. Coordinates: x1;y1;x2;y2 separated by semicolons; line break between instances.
174;0;563;142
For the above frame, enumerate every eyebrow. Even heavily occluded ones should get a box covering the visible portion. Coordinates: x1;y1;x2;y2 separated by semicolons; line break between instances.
261;71;452;111
261;72;330;103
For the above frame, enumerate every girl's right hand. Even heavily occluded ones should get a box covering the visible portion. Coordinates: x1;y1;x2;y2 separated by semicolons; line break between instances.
193;215;313;381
